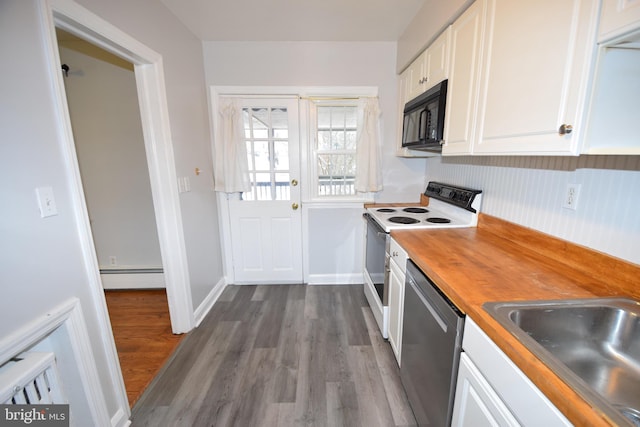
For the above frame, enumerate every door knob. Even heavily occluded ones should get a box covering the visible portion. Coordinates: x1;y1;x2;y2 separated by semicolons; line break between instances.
558;124;573;135
292;202;299;210
291;179;298;187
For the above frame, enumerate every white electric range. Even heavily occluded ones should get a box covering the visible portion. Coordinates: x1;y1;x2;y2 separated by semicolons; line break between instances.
363;182;483;338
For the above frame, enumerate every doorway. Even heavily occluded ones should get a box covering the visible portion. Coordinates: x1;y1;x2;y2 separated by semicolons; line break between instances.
46;0;195;415
50;1;193;335
55;29;177;406
56;29;164;286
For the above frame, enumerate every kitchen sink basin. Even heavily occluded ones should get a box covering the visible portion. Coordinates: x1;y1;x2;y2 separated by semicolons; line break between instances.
483;298;640;426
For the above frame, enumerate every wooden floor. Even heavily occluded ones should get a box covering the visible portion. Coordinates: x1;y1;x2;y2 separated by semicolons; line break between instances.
130;284;417;426
104;289;184;407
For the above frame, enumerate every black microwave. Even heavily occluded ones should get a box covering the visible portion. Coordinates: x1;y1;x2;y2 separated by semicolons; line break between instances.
401;79;447;152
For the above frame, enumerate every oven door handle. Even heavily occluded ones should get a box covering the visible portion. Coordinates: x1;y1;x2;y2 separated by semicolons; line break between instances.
407;275;448;333
363;212;387;235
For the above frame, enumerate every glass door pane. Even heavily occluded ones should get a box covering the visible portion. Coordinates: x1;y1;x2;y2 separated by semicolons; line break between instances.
242;106;291;201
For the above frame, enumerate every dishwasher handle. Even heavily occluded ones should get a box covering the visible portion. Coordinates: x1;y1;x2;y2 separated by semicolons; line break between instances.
407;275;448;333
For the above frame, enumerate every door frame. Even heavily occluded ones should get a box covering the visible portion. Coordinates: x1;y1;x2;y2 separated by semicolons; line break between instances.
210;86;306;284
50;0;193;331
44;0;194;411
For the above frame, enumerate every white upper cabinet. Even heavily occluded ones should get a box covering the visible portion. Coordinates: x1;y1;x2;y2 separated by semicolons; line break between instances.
582;42;640;154
472;0;599;155
405;50;428;102
583;5;640;155
406;28;451;102
424;29;450;92
442;0;486;156
599;0;640;42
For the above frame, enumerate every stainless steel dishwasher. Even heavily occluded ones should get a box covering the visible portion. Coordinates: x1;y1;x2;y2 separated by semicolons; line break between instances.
400;259;465;427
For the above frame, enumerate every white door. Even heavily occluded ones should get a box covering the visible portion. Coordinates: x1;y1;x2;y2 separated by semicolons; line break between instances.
228;98;303;283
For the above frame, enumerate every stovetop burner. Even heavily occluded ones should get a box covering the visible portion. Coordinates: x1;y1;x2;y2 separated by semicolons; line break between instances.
388;216;420;224
403;207;429;214
376;208;396;213
426;218;451;224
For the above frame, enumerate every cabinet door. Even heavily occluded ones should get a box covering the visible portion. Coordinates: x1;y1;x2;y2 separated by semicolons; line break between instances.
388;258;405;365
452;354;520;427
406;50;427;102
442;0;486;155
474;0;599;155
599;0;640;42
425;27;451;91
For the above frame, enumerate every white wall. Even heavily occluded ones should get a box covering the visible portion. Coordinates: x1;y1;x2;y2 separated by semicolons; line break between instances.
59;41;163;270
203;41;428;203
305;205;365;284
75;0;224;307
425;155;640;265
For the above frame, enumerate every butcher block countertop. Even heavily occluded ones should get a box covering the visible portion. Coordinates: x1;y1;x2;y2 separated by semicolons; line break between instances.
391;214;640;427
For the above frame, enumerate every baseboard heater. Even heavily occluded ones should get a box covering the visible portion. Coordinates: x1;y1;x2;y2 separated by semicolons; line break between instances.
100;268;163;274
100;268;165;289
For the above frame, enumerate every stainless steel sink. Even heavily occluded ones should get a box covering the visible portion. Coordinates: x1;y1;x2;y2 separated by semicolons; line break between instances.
483;298;640;427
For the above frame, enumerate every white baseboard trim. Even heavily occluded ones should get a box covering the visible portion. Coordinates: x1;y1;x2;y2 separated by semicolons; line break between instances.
101;273;165;289
307;273;364;285
194;277;227;327
111;408;130;427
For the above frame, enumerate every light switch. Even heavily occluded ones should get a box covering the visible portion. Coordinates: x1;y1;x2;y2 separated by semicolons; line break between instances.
35;186;58;218
177;177;191;193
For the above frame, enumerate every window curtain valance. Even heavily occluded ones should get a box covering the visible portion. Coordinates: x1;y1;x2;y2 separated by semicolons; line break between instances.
355;97;383;193
214;98;250;193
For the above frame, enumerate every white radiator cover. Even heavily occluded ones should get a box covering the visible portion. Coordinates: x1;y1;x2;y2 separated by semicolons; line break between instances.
0;352;66;405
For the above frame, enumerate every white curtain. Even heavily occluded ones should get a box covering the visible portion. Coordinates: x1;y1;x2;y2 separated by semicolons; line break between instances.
355;97;383;193
214;98;250;193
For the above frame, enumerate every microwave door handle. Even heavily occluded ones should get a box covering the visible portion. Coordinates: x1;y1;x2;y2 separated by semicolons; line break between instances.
418;109;427;141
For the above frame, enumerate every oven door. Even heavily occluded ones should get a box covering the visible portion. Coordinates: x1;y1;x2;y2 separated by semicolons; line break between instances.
363;213;390;338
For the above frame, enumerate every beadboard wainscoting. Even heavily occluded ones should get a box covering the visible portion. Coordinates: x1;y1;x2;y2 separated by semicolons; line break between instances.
425;155;640;265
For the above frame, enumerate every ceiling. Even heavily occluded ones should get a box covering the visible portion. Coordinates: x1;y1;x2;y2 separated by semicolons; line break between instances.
159;0;426;42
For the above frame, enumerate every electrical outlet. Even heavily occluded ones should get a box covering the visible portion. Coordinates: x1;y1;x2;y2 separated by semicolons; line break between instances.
109;256;117;266
563;184;581;210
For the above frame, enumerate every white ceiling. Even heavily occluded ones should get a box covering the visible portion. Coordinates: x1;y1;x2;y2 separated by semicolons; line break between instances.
159;0;426;42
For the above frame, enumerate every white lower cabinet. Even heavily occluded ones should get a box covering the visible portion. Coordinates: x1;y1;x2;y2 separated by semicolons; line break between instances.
387;238;408;365
452;354;520;427
453;318;571;426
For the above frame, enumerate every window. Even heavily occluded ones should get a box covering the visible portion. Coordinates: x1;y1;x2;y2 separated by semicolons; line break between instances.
313;103;358;197
242;106;291;201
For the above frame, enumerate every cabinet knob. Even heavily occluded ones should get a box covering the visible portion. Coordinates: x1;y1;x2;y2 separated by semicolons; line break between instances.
558;124;573;135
